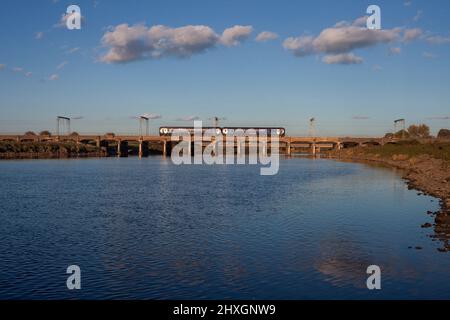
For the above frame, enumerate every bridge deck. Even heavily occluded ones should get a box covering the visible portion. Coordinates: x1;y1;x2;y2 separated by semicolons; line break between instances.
0;134;386;144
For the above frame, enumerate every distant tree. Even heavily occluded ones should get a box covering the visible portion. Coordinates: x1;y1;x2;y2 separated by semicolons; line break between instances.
39;130;52;136
70;132;79;136
394;129;410;139
407;124;431;139
384;132;394;139
437;129;450;140
25;131;36;136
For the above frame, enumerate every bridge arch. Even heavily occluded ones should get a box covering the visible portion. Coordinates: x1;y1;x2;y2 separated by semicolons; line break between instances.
342;141;360;148
360;140;381;147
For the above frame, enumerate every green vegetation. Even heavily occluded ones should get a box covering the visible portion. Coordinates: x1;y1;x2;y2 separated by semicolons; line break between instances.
39;130;52;136
0;141;100;154
407;124;431;139
438;129;450;140
363;140;450;162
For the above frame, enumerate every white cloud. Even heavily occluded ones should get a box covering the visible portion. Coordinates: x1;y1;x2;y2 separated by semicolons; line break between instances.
35;31;44;40
177;116;201;121
403;28;422;42
11;67;33;77
55;12;85;28
255;31;278;42
423;52;437;59
49;74;59;81
352;16;368;28
334;16;368;28
426;35;450;45
220;25;253;47
283;19;423;65
413;10;423;22
389;47;402;55
404;1;412;6
57;61;68;70
67;47;80;54
0;64;5;71
100;23;252;63
313;26;400;54
322;53;363;65
372;65;383;71
282;36;315;57
427;116;449;120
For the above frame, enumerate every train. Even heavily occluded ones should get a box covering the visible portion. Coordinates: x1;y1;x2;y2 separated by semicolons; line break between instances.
159;127;286;137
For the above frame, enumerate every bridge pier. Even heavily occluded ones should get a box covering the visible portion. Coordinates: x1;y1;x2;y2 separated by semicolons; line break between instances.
311;143;316;156
139;140;149;158
260;142;267;157
162;141;172;157
237;140;243;156
286;142;291;156
117;140;128;157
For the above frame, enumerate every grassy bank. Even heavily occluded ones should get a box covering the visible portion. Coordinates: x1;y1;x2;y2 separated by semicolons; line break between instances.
330;140;450;252
360;140;450;162
0;141;103;158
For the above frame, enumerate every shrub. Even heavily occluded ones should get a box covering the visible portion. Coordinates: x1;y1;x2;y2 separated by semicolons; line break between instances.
437;129;450;140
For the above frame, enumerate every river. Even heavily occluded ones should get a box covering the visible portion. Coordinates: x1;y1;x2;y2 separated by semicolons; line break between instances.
0;157;448;299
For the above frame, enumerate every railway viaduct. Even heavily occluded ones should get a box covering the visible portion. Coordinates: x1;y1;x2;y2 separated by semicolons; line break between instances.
0;133;392;157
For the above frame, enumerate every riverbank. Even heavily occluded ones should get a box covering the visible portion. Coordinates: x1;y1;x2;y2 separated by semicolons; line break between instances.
329;141;450;252
0;140;168;159
0;140;106;159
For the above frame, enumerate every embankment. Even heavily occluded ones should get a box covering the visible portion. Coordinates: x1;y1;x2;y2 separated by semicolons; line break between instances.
329;141;450;252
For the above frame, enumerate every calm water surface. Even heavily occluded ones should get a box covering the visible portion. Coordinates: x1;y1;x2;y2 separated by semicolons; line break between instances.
0;157;448;299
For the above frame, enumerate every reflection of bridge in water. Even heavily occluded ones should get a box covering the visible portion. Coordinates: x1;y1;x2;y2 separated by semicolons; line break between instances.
0;134;393;157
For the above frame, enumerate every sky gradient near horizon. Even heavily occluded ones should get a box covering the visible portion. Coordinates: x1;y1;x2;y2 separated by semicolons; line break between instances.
0;0;450;136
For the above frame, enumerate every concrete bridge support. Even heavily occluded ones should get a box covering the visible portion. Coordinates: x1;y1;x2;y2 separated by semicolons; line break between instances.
100;140;109;149
117;141;129;157
163;141;172;157
311;143;316;156
139;141;149;158
286;142;291;156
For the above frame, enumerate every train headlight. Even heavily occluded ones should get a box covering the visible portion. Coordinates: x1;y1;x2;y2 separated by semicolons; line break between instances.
276;129;281;135
223;128;228;135
216;128;222;135
163;128;168;134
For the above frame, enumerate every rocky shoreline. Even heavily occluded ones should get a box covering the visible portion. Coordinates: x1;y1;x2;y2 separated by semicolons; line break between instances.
329;148;450;252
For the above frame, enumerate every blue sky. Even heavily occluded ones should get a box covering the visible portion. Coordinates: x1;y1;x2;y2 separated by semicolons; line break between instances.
0;0;449;136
